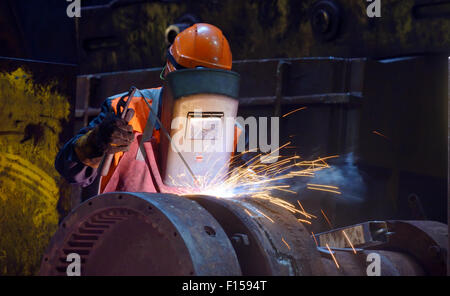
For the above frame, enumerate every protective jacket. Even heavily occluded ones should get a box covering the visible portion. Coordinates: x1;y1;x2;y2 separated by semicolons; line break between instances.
55;87;163;192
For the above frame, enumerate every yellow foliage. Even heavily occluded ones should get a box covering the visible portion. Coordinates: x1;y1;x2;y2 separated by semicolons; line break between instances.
0;68;70;275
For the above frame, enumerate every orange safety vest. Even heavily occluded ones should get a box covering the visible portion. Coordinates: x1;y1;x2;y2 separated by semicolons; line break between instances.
100;87;162;192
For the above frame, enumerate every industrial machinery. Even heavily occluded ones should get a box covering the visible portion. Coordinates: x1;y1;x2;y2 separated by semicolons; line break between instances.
39;192;447;276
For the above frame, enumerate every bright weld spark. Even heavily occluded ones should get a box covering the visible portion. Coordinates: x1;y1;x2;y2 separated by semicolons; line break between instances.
282;107;307;118
282;237;291;250
298;219;311;224
311;232;319;247
297;200;306;211
321;209;333;228
296;200;315;217
307;184;339;190
372;130;389;139
296;200;316;219
255;209;275;223
342;230;357;254
244;209;253;217
325;244;340;269
307;186;342;195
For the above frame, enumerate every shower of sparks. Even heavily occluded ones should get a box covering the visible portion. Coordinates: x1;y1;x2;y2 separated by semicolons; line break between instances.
169;142;343;252
325;244;340;269
282;237;291;250
171;142;339;222
282;107;307;118
342;230;357;254
321;209;333;228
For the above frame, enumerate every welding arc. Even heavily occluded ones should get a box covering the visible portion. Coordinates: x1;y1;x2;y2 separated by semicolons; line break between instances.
140;91;200;186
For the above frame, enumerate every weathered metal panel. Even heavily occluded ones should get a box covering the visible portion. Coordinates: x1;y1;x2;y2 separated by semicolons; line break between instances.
77;0;450;74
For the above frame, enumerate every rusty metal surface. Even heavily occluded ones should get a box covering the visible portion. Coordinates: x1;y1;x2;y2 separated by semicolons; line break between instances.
320;249;425;276
39;192;241;276
317;220;448;275
187;195;325;276
375;220;448;276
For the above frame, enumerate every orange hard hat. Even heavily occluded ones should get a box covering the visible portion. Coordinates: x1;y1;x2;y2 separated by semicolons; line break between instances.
167;23;232;72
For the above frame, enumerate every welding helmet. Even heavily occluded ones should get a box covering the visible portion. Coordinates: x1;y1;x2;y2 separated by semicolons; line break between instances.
164;23;232;75
160;68;240;188
159;23;237;188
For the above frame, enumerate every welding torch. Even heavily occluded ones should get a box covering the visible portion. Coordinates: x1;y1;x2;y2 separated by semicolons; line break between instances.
98;86;137;177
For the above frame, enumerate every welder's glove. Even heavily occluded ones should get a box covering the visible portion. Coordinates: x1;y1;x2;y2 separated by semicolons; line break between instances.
74;109;135;168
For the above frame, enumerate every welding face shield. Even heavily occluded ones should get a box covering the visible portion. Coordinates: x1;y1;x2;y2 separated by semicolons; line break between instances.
159;68;240;187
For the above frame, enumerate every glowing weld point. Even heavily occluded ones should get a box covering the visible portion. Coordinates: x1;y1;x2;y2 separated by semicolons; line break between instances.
325;243;340;269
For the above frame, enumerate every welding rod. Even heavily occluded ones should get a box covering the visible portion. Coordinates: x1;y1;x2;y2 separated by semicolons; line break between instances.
99;86;137;177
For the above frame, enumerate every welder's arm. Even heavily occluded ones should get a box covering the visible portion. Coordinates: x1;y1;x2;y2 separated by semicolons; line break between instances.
54;100;133;187
55;100;111;186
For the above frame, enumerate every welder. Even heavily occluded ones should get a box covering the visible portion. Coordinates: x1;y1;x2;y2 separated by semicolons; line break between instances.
55;23;234;194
